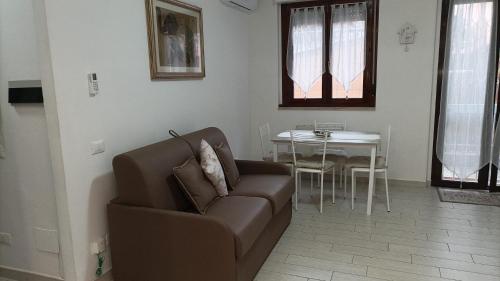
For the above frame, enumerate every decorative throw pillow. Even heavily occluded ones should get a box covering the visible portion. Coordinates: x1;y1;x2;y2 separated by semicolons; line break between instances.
214;142;240;190
200;139;228;196
173;157;219;214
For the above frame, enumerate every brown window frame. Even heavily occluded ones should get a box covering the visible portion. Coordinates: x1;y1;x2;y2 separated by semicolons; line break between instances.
280;0;379;108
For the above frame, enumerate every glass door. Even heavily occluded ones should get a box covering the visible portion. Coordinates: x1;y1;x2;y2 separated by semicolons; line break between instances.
432;0;499;190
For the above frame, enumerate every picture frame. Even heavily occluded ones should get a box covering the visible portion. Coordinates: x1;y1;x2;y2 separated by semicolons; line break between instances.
145;0;205;80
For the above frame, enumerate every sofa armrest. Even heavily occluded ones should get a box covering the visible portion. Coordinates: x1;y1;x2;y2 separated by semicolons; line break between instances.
108;203;236;281
235;159;291;175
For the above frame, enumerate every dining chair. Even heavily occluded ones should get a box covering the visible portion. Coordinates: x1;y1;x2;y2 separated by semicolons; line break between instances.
290;130;335;213
258;123;294;164
294;124;317;187
314;120;347;132
314;120;348;196
346;126;391;212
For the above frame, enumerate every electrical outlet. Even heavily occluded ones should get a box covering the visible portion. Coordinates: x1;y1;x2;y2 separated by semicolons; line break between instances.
90;238;106;255
34;227;59;254
0;232;12;245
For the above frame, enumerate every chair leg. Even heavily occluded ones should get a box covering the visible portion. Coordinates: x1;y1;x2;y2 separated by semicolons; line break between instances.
344;169;348;199
340;168;344;199
351;170;356;210
298;172;301;199
310;173;313;196
341;167;344;194
320;172;324;214
338;167;340;191
353;172;357;199
295;170;299;210
385;170;391;212
332;167;336;204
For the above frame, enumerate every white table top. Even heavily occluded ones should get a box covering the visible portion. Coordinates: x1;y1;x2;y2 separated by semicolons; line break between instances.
272;130;381;145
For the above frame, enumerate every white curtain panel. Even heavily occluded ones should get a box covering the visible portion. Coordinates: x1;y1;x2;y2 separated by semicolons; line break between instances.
286;6;325;98
330;2;367;92
437;0;497;181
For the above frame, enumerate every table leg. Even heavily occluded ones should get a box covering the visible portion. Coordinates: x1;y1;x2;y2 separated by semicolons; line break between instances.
273;143;278;162
366;146;376;215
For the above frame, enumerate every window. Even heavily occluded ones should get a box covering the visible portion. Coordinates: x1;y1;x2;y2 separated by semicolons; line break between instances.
280;0;379;108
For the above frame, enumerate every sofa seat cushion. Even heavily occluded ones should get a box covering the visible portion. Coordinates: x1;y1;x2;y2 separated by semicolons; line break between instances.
205;196;272;258
229;175;293;214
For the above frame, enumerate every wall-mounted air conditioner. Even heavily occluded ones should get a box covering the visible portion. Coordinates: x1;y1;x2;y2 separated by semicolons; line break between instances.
221;0;258;13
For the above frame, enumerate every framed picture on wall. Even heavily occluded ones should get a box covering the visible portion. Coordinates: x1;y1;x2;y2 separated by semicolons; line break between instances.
145;0;205;80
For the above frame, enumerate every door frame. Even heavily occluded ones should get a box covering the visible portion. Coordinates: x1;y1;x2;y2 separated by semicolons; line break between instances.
431;0;500;191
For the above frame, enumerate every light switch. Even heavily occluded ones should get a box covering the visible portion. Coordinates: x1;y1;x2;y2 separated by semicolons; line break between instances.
91;140;105;155
0;232;12;245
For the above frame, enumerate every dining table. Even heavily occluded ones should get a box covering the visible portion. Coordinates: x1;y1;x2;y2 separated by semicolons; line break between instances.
272;130;381;215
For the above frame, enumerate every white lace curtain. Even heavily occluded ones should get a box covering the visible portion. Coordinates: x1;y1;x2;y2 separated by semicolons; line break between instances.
330;3;367;92
437;0;498;181
286;4;366;97
286;6;325;98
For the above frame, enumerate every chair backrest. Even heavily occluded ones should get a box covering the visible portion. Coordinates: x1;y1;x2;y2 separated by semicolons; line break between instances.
290;130;329;170
294;124;315;155
258;123;272;159
314;120;347;132
296;124;315;130
385;126;392;168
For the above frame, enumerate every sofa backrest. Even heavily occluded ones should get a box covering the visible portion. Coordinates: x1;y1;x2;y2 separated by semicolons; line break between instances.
181;127;231;160
112;127;233;211
113;137;194;210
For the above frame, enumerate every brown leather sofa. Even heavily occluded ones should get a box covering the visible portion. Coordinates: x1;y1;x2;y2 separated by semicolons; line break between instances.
108;127;293;281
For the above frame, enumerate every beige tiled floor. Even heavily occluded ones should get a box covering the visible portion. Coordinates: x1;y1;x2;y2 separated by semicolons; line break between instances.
255;179;500;281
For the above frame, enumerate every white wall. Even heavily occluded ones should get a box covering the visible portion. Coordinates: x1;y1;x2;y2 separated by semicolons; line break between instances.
35;0;441;279
38;0;251;280
248;0;439;182
0;0;60;278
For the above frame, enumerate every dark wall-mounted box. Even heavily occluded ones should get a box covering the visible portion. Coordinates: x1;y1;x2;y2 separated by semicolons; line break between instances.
8;80;43;104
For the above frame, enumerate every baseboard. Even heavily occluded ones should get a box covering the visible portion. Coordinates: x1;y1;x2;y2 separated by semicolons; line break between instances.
337;174;428;188
302;173;428;188
96;270;113;281
0;265;63;281
0;266;112;281
388;179;428;188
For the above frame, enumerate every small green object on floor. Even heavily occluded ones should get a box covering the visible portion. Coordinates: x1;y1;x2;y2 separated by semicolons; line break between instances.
96;253;105;277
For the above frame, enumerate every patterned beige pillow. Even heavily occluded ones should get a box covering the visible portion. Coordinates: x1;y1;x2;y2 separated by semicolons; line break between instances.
200;139;228;196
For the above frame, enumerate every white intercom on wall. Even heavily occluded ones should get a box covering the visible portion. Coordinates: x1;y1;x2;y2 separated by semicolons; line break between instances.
88;73;99;97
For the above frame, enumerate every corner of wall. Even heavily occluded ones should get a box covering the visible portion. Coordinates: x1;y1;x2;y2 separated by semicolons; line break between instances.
32;0;77;280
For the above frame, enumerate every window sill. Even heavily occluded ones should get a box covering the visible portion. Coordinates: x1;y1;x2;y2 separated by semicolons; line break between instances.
279;103;376;109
